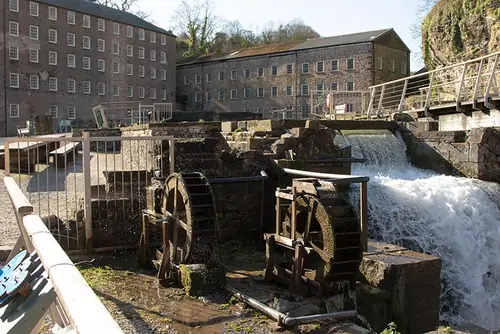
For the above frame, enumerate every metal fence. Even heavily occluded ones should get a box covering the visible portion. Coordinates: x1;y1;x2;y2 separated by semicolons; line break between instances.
2;132;175;252
367;51;500;116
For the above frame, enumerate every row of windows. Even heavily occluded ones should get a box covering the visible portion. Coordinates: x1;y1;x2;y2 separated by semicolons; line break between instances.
8;74;168;100
8;104;75;119
7;23;168;63
206;104;355;116
190;82;357;102
376;57;407;74
8;0;168;44
184;59;358;84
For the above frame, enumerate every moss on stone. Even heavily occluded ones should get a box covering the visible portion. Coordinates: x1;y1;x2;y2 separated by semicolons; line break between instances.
179;262;227;297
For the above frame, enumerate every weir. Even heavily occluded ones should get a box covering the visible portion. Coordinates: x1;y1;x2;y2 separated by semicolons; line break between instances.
341;129;500;331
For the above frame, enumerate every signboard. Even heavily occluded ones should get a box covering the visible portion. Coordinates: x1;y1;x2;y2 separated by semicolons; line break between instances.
335;104;346;115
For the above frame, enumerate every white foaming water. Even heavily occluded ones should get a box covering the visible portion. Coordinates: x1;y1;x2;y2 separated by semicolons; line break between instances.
342;131;500;330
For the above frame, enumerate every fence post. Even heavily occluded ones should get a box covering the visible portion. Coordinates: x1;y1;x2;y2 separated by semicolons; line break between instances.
456;63;468;111
473;59;484;109
484;53;499;107
4;140;10;176
398;79;409;112
82;132;92;253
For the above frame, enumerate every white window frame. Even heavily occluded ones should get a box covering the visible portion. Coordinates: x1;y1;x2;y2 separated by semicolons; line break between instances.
244;88;250;99
257;67;264;77
206;73;212;82
139;29;145;40
195;73;201;84
112;85;120;97
150;88;156;100
231;70;237;80
138;47;145;59
127;86;134;98
98;39;105;52
67;54;76;68
98;83;105;96
286;64;293;74
127;45;133;57
302;63;309;74
49;77;58;91
9;0;19;12
161;34;166;45
127;64;133;76
9;46;19;60
206;91;212;101
49;105;58;119
286;85;293;96
301;84;309;96
29;49;39;63
150;49;156;61
9;104;20;118
150;68;156;79
402;61;407;75
390;60;395;72
139;87;145;99
48;29;57;44
83;15;91;28
67;106;76;120
316;61;324;73
98;18;105;31
244;108;250;113
346;58;355;70
244;68;250;78
271;65;278;76
48;6;57;21
217;90;225;101
138;66;145;77
67;78;76;93
161;69;167;80
49;51;57;65
194;92;201;102
83;57;91;70
97;59;105;72
160;52;167;63
127;26;133;38
113;22;120;35
113;62;119;74
83;36;91;50
30;75;39;90
376;57;383;70
30;2;39;17
347;81;355;91
67;11;75;25
83;81;91;94
271;86;278;97
257;87;264;98
29;25;39;40
161;89;167;101
218;71;224;81
230;89;237;100
9;22;19;36
150;32;156;43
331;59;339;71
330;82;338;91
67;33;75;47
113;42;120;55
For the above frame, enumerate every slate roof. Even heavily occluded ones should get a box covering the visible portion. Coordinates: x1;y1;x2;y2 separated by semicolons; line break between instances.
36;0;174;36
179;28;398;66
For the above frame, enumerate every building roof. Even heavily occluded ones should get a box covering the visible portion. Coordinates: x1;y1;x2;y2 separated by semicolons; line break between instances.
178;28;398;66
36;0;174;36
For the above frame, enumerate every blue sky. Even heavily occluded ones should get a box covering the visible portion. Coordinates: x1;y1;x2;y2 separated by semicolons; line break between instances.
139;0;427;72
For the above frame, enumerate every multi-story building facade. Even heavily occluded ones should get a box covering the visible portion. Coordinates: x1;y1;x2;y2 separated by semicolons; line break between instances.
0;0;176;136
176;28;410;119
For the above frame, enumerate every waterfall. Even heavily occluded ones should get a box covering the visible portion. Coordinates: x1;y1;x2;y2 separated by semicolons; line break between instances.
342;130;500;331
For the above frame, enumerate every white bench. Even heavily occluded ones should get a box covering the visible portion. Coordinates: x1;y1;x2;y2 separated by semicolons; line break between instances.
49;143;80;168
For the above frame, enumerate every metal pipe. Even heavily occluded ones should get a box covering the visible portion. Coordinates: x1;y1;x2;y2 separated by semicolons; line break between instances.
282;310;358;326
283;168;370;183
208;170;269;184
225;285;284;323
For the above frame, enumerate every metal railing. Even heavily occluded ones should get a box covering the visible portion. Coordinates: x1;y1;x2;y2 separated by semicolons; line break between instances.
2;132;175;253
367;51;500;116
4;176;123;333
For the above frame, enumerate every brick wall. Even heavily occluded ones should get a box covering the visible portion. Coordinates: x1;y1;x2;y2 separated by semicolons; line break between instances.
0;1;6;136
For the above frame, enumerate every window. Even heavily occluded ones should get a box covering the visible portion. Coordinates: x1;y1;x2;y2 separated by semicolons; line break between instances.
98;39;105;52
206;91;212;101
127;26;133;38
257;107;264;114
113;22;120;35
286;64;293;74
402;62;407;75
127;64;133;75
271;86;278;97
67;78;76;93
316;83;324;92
98;18;105;31
67;54;75;68
83;57;90;70
244;88;250;99
49;105;58;118
98;83;105;95
10;104;19;118
113;62;119;73
301;63;309;74
150;32;156;43
195;73;201;84
48;6;57;21
139;87;145;99
67;33;75;46
316;61;324;72
217;90;225;101
271;65;278;76
9;46;19;60
257;67;264;77
183;76;188;85
10;73;19;88
231;70;237;80
49;77;58;91
29;25;39;40
112;85;119;96
347;58;355;70
150;49;156;61
127;45;133;57
83;81;91;94
376;57;383;70
151;88;158;100
257;87;264;98
347;81;355;91
286;85;293;96
206;73;212;82
113;42;120;55
138;47;145;59
83;15;90;28
127;86;133;97
346;103;354;113
83;36;90;49
9;22;19;36
30;2;39;16
139;29;145;40
68;106;76;120
330;82;338;91
138;66;145;77
301;105;309;119
218;72;224;81
331;60;339;71
29;49;39;63
161;89;167;100
301;84;309;96
389;60;395;72
49;51;57;65
244;68;250;78
160;52;167;63
161;34;167;45
230;89;237;99
30;75;39;90
161;69;167;80
9;0;19;12
150;67;156;79
67;11;75;24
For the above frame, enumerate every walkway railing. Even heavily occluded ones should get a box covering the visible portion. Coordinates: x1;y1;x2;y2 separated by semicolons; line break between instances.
367;51;500;116
4;176;123;333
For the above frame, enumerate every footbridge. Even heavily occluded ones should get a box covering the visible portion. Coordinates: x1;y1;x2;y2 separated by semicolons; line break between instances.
367;51;500;130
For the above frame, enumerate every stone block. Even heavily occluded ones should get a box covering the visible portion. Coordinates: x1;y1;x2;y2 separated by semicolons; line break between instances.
237;121;247;130
247;137;278;151
179;263;227;297
246;120;281;132
360;243;441;334
290;127;306;137
305;120;320;129
221;121;237;132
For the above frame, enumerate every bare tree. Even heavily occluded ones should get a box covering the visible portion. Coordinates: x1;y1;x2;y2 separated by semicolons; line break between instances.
92;0;150;20
172;0;219;57
410;0;438;67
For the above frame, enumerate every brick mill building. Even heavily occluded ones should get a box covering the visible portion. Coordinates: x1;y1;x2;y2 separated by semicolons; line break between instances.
176;28;411;119
0;0;176;136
